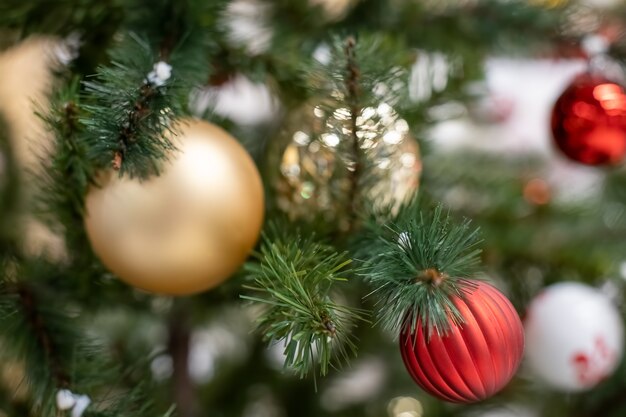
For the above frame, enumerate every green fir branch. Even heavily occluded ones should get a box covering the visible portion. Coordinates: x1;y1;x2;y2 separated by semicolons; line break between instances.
32;79;113;297
361;203;482;337
242;226;367;380
307;33;411;109
36;78;92;226
0;259;177;417
0;267;77;413
81;23;209;178
81;33;178;177
294;34;412;232
82;386;176;417
344;36;363;232
0;0;123;43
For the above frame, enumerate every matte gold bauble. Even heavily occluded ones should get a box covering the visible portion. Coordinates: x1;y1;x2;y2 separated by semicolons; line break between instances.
84;119;264;295
275;101;421;231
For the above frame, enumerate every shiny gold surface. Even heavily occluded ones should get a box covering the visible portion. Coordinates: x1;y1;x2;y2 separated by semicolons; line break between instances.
84;119;264;295
276;101;421;230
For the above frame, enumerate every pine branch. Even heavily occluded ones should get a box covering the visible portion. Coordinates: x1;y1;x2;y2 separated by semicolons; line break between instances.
342;0;567;55
344;36;362;232
15;284;70;389
0;272;76;414
424;151;626;283
83;384;177;417
0;259;178;417
296;34;411;232
81;10;210;179
0;0;122;41
241;225;367;380
167;304;196;417
36;79;92;225
360;202;483;337
81;33;176;177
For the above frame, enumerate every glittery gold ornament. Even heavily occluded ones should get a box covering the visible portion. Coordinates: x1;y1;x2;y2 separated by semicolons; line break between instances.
275;101;420;230
84;119;264;295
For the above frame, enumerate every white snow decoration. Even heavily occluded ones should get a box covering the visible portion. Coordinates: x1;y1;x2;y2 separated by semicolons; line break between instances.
71;395;91;417
313;43;331;65
56;389;77;410
56;389;91;417
147;61;172;87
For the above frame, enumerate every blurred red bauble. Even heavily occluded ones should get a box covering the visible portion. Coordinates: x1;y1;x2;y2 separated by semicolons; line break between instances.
399;281;524;403
551;73;626;165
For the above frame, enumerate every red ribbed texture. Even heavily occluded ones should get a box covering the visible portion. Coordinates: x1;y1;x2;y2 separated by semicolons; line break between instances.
399;281;524;403
551;73;626;166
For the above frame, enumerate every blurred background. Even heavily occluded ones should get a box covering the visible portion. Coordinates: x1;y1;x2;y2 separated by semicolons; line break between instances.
3;1;626;417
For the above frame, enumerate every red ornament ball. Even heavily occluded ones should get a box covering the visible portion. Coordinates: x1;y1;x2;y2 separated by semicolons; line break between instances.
399;281;524;403
551;73;626;165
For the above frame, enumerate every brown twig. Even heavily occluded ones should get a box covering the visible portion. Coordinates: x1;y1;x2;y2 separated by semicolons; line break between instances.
113;83;157;170
16;284;70;388
62;102;80;139
167;304;197;417
113;10;180;171
344;36;362;233
321;313;337;337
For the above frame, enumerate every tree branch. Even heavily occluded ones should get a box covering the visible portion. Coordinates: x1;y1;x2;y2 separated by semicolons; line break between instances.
15;284;70;388
242;227;367;379
167;304;196;417
344;36;362;233
362;204;482;336
113;83;158;170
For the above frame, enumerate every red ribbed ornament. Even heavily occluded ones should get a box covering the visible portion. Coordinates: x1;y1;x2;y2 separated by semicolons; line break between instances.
551;73;626;165
399;281;524;403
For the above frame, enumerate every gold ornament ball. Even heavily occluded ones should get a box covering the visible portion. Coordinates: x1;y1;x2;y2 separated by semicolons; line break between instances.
84;119;264;295
275;101;421;230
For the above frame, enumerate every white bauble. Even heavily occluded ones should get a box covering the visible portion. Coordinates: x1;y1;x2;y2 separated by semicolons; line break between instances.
524;282;624;391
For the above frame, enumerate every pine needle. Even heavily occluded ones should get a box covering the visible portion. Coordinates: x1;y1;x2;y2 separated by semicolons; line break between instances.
242;224;367;381
361;202;482;337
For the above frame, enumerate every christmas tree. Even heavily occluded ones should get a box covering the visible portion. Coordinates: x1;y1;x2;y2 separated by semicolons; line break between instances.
1;0;626;416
